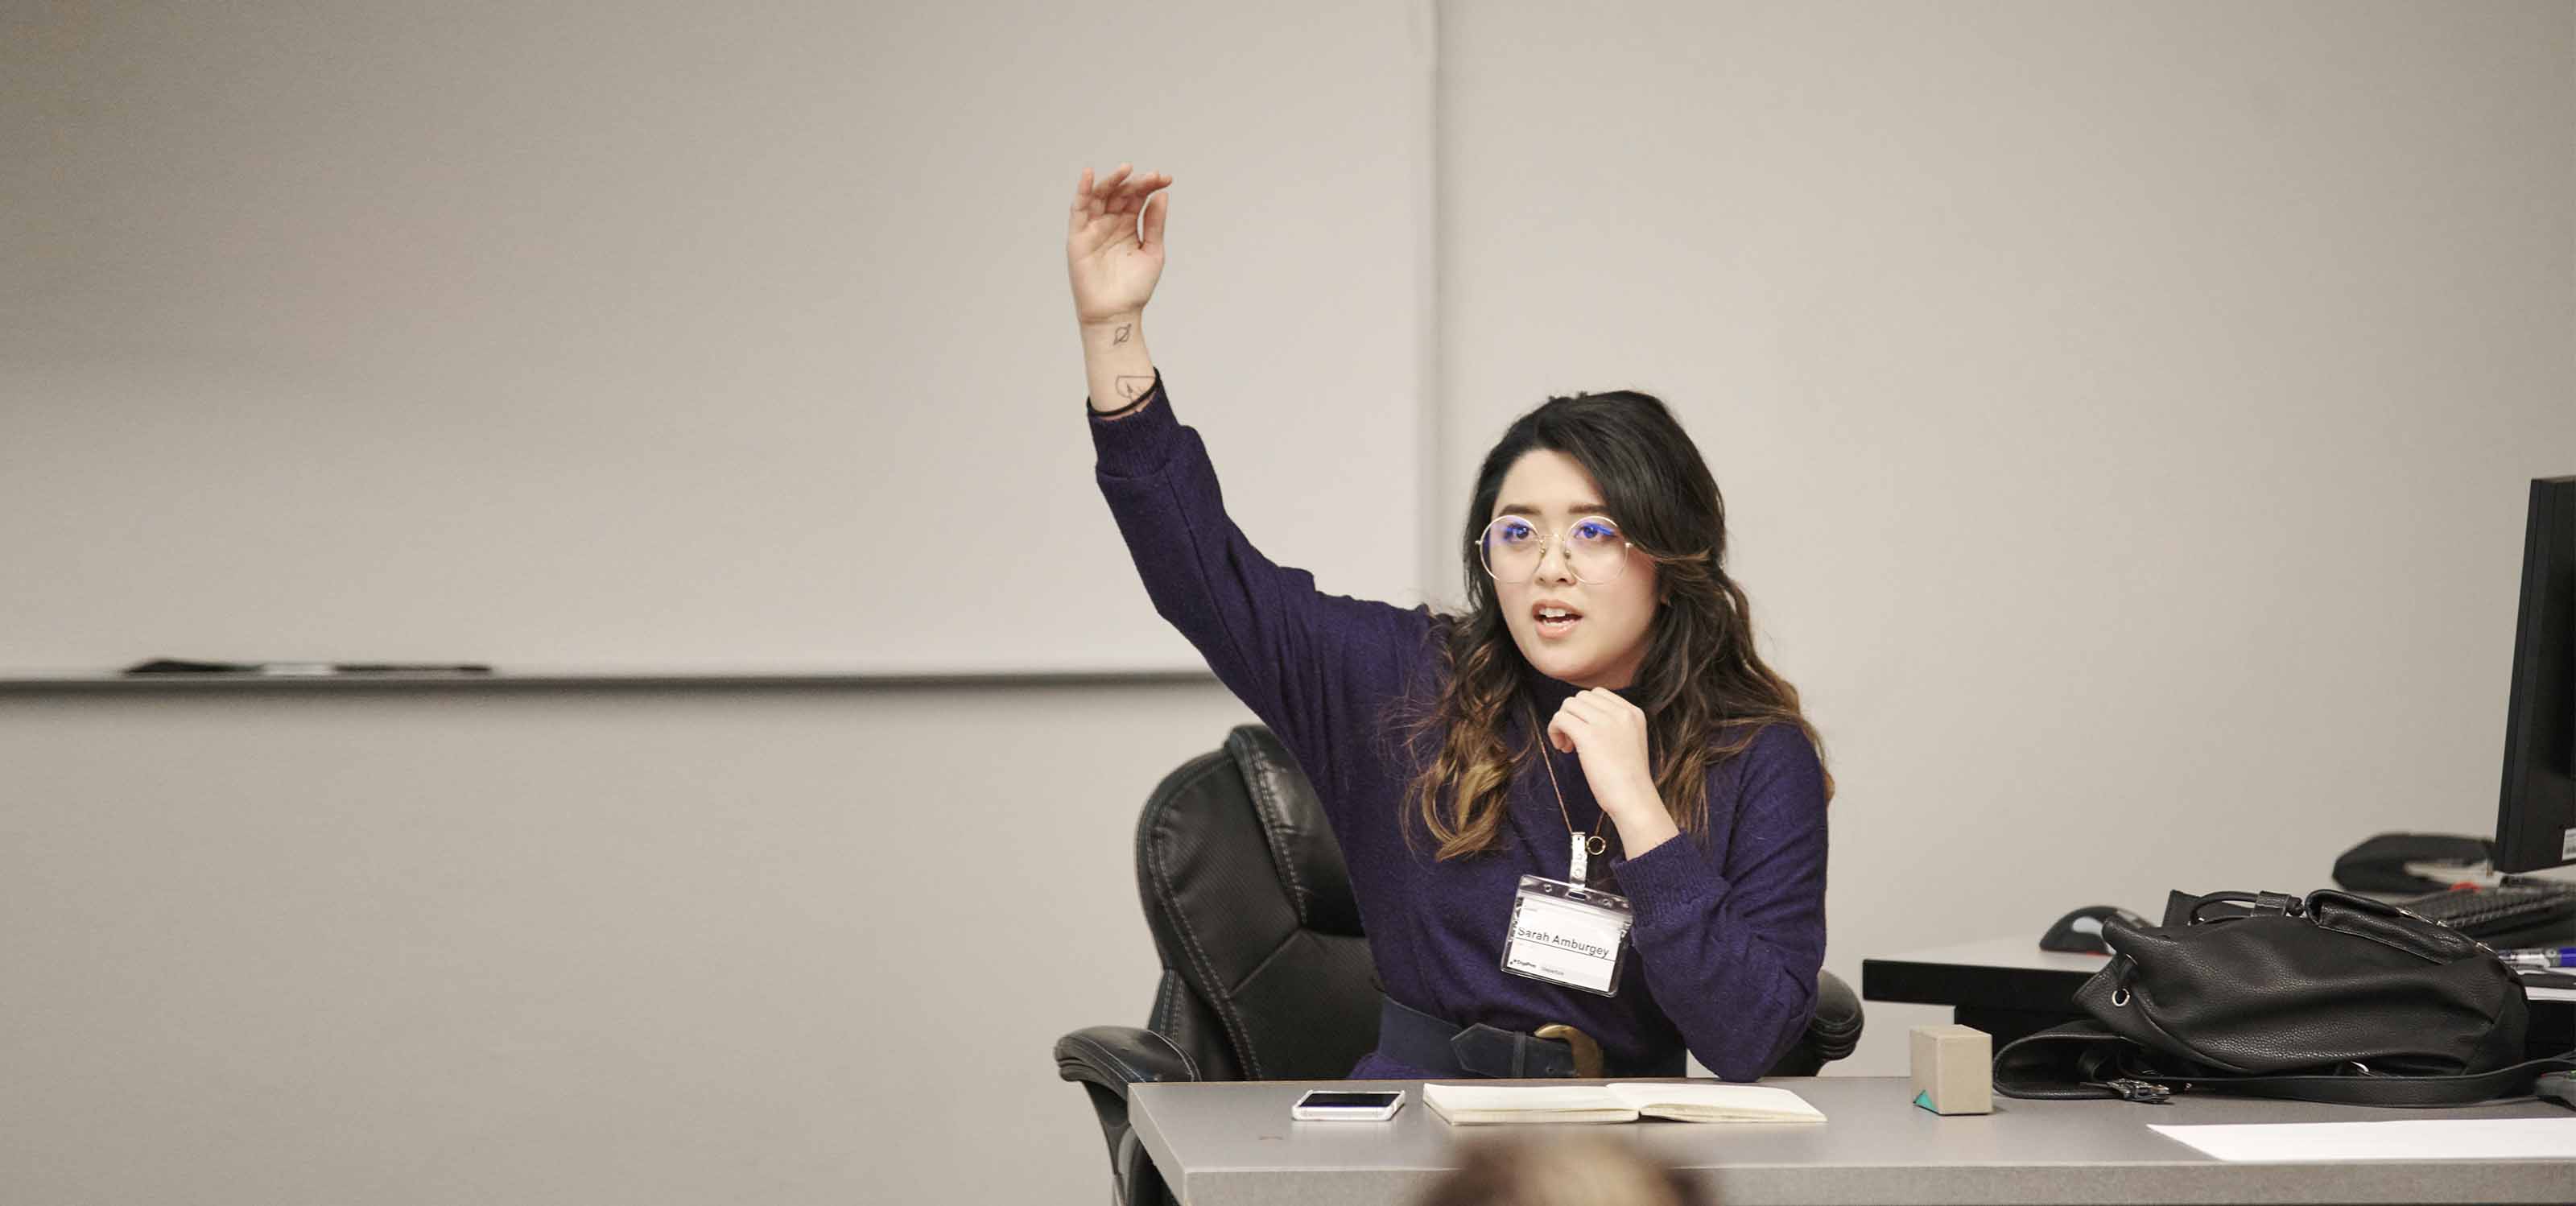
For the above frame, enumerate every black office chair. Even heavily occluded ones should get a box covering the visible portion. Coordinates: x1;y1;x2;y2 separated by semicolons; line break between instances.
1053;725;1863;1206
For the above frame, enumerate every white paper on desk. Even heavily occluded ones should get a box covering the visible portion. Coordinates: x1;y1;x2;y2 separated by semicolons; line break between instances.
2149;1118;2576;1162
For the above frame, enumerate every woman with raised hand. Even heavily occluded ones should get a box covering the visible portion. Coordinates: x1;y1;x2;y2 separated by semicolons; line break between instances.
1067;162;1830;1082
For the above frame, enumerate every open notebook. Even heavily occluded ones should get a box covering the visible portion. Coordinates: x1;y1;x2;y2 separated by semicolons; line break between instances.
1422;1081;1826;1125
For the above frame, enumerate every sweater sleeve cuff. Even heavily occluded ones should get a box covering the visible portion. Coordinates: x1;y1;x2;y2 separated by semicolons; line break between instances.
1611;832;1727;922
1085;369;1177;480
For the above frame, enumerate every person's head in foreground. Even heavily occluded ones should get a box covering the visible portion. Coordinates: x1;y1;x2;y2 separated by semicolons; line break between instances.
1415;1133;1712;1206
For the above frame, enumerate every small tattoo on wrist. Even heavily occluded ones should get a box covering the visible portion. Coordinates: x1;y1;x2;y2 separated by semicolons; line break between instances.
1116;375;1153;399
1112;324;1132;346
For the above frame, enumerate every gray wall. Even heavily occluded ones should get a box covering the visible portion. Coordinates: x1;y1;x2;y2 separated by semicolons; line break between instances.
2;682;1256;1204
1437;0;2576;1066
3;2;2570;1204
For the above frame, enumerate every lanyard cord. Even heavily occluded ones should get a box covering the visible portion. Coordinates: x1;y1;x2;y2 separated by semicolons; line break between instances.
1527;698;1608;857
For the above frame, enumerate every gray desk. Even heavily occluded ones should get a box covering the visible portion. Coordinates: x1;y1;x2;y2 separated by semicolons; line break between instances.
1129;1076;2574;1205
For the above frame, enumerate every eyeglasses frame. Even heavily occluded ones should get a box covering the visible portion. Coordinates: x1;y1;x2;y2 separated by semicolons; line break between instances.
1470;514;1636;584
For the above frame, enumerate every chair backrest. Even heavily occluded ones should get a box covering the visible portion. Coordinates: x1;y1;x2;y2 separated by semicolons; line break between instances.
1135;725;1377;1080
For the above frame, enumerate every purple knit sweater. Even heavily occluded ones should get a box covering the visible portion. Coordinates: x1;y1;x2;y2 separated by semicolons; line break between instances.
1088;370;1828;1081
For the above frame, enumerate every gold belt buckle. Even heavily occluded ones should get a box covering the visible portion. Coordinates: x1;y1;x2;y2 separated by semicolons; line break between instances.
1532;1023;1604;1079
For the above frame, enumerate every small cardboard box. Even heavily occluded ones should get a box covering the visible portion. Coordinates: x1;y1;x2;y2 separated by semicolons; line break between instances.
1909;1023;1992;1115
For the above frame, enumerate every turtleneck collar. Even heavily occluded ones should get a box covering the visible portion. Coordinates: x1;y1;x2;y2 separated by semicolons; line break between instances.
1515;657;1648;712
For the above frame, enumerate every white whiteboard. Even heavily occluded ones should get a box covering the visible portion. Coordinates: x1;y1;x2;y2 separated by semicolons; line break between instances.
0;1;1435;675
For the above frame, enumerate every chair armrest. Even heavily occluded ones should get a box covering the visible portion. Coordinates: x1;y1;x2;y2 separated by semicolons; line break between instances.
1765;969;1867;1077
1807;969;1864;1061
1055;1024;1203;1191
1055;1024;1203;1092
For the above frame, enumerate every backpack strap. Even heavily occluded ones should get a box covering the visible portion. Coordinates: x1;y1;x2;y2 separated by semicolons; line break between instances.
1993;1022;2169;1101
2165;1050;2576;1107
1995;1021;2576;1107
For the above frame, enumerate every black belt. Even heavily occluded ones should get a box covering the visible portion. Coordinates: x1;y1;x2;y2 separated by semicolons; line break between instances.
1375;995;1681;1080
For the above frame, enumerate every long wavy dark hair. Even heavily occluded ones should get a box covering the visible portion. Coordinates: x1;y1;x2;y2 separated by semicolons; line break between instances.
1391;390;1831;861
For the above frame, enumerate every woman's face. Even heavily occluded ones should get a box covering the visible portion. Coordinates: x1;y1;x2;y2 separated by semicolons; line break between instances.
1485;450;1660;690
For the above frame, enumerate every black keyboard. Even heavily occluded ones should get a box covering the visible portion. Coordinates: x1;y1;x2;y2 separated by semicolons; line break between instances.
2392;882;2576;938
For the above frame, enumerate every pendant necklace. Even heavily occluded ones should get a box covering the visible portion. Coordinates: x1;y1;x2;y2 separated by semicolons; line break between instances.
1527;698;1608;885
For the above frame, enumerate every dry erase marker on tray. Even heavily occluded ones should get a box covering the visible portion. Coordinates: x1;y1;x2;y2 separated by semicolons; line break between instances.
121;659;494;676
2498;947;2576;969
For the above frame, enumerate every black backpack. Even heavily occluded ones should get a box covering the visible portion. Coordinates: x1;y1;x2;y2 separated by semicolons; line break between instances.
1995;888;2575;1106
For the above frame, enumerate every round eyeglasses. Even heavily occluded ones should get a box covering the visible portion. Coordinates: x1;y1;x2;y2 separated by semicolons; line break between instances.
1474;514;1633;584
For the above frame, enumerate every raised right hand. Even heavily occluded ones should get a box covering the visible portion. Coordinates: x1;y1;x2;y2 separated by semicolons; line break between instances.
1066;163;1171;325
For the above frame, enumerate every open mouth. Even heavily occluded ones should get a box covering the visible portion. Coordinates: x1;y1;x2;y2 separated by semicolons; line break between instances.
1533;604;1583;638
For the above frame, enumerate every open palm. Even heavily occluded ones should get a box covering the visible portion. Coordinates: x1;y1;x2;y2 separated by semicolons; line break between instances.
1066;163;1171;324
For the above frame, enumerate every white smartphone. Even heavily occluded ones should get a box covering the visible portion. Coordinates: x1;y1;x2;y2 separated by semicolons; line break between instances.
1290;1089;1406;1121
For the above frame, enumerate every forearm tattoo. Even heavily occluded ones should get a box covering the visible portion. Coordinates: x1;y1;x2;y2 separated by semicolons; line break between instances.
1115;374;1154;400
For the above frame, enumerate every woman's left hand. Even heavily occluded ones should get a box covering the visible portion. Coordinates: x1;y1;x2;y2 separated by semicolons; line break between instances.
1545;689;1671;845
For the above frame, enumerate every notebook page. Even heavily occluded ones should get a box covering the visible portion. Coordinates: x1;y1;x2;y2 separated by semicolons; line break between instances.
1421;1083;1625;1113
1606;1083;1827;1121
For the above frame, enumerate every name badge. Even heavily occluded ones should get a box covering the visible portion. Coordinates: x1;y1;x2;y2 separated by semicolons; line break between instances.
1501;875;1633;996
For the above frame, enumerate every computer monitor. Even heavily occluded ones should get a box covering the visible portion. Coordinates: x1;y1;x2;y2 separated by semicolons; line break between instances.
2494;474;2576;873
